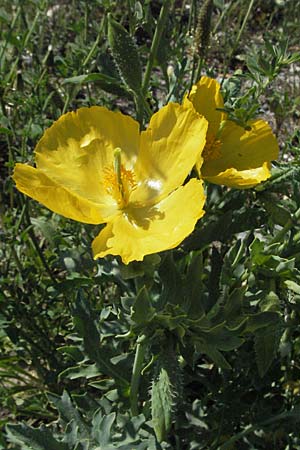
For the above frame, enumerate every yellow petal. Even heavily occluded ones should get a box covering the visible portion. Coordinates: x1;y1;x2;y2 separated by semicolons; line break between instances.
183;76;226;136
13;164;118;223
92;178;206;264
201;119;278;183
204;163;271;189
34;106;140;205
130;103;208;205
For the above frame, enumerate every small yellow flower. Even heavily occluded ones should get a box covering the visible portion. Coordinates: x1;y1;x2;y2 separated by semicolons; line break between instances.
184;76;279;188
13;104;208;264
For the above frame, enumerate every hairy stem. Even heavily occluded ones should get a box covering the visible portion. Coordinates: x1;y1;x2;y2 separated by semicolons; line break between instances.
221;0;255;83
130;334;147;416
142;0;173;96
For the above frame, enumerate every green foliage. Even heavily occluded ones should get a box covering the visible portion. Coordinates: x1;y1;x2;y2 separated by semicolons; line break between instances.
1;0;300;449
6;424;69;450
6;391;155;449
62;73;130;97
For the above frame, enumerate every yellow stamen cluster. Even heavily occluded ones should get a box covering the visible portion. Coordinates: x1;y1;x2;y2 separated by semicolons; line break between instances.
103;148;136;208
202;133;222;161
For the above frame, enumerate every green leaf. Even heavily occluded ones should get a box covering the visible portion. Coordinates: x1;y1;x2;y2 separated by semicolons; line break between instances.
73;290;129;386
120;262;145;280
31;217;57;246
131;286;155;325
120;254;161;280
250;239;296;277
245;311;280;333
260;291;281;312
48;391;88;435
158;254;184;307
185;252;206;317
199;323;244;352
262;256;295;277
134;1;144;20
6;424;69;450
59;363;101;381
195;341;232;370
62;72;129;96
284;280;300;294
72;291;101;360
255;327;282;377
0;7;11;23
183;210;234;251
256;165;300;191
151;368;173;443
0;126;12;135
57;345;84;362
220;239;246;286
92;410;116;445
223;287;245;324
63;73;113;84
261;193;292;226
250;238;268;265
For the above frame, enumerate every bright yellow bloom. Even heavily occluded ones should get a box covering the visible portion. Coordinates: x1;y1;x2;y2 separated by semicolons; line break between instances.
184;76;279;188
13;104;208;264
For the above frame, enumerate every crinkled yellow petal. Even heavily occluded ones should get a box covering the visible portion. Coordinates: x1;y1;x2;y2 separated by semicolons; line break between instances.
201;119;279;183
204;163;271;189
13;164;118;223
92;178;206;264
34;106;140;205
130;103;208;206
183;76;226;136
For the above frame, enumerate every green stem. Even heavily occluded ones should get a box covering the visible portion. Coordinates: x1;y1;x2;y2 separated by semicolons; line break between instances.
221;0;255;84
133;90;153;127
62;85;78;114
0;6;21;66
188;0;198;91
6;7;42;87
10;245;24;278
194;56;204;85
130;334;147;416
189;55;197;92
28;227;57;283
82;16;105;67
24;204;57;283
134;93;144;127
142;0;173;96
127;0;135;35
218;409;297;450
140;92;153;118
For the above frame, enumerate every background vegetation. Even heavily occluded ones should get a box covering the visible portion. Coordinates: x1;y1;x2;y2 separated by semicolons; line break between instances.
1;0;300;448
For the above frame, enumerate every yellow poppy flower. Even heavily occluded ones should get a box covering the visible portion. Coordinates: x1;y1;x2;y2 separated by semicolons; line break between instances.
13;104;208;264
183;76;279;188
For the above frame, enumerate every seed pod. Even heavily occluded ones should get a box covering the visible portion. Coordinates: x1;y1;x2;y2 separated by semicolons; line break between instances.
107;14;142;94
150;335;182;443
151;367;174;442
194;0;214;59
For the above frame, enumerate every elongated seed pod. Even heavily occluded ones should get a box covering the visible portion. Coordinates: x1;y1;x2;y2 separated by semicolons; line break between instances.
107;14;142;93
151;336;182;443
151;367;174;442
195;0;214;59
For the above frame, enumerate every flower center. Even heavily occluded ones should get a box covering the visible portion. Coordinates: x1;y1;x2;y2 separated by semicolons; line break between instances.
202;132;222;162
103;148;136;209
